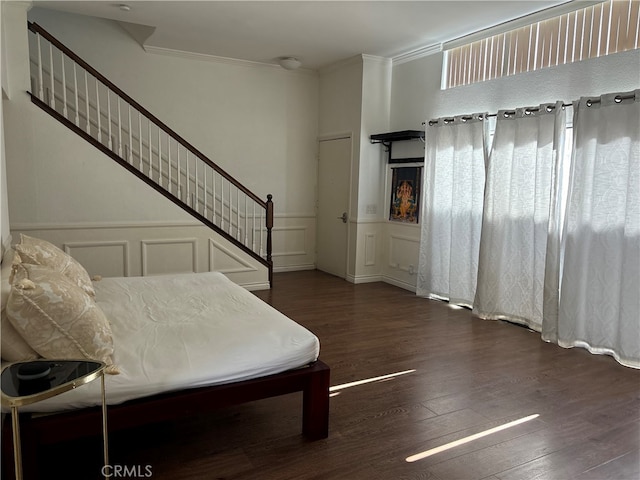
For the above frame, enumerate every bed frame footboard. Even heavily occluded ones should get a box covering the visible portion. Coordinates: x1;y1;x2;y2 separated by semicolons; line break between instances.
1;360;330;479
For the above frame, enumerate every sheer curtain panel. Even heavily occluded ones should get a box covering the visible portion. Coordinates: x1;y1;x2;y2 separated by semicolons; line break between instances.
473;103;566;330
543;90;640;368
417;114;487;306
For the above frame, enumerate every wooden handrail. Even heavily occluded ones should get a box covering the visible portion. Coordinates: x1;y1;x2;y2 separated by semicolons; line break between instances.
28;21;265;208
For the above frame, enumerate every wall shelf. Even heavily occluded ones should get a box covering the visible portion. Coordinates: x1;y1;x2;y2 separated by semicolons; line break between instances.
370;130;425;163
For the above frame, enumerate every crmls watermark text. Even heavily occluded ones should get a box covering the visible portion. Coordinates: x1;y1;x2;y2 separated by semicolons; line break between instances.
101;465;153;478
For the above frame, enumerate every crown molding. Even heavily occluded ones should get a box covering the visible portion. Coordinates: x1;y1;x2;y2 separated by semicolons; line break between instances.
362;54;392;66
393;44;443;65
319;54;364;75
144;45;316;75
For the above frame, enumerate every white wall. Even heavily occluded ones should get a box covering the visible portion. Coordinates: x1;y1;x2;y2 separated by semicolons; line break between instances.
317;55;394;283
386;47;640;290
392;48;640;128
4;6;321;285
318;55;363;278
352;56;392;283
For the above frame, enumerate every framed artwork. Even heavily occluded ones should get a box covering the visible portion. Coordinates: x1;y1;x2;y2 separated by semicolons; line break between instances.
389;166;421;223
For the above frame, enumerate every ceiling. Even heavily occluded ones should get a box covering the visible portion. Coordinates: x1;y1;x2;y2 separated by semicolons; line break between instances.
32;0;574;70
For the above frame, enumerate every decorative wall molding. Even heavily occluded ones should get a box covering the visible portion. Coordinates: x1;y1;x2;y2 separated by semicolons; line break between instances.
208;238;257;274
271;226;308;257
63;240;130;277
393;43;443;65
141;238;197;276
319;54;364;75
388;234;420;271
144;45;317;76
364;233;376;266
12;220;203;230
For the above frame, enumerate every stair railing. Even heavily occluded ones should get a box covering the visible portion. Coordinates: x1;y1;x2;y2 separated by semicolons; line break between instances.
26;22;273;283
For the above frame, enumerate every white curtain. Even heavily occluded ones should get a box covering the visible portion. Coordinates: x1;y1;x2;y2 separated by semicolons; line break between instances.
417;114;487;306
473;103;566;330
542;90;640;368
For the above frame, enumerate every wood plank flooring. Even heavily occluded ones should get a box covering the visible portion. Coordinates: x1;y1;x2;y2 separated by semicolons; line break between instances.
40;270;639;479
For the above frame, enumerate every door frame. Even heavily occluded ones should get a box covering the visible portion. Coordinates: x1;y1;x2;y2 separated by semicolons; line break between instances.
316;132;354;279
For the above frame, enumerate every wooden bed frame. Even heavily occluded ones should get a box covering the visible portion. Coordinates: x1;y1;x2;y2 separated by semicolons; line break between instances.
1;359;330;479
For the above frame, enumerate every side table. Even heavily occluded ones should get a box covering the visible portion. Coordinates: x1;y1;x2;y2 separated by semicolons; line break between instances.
1;360;108;480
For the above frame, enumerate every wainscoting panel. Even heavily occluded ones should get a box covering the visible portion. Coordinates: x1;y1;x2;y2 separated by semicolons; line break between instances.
10;214;315;289
381;222;421;291
141;238;198;276
64;240;129;278
208;238;257;274
364;233;376;267
388;234;419;272
271;215;316;272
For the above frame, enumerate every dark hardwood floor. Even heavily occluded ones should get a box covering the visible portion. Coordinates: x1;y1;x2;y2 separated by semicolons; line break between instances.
41;270;639;479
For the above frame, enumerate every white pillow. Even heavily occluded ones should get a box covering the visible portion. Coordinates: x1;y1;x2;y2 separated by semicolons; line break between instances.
14;234;95;297
1;248;40;362
7;263;118;373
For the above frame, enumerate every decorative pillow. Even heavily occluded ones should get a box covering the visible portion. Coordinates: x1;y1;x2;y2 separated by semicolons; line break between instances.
7;263;118;373
1;249;40;361
14;234;95;297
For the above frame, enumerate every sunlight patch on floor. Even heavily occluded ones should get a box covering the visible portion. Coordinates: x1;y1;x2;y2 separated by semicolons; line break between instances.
405;414;540;462
329;369;416;393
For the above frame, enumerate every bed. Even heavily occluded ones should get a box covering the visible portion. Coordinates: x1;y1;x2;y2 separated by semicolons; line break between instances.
1;237;330;480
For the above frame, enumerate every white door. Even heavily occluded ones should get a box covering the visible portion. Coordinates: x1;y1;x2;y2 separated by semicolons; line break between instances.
317;136;351;278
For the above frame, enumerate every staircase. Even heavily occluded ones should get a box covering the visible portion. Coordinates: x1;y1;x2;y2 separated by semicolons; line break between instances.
26;22;273;284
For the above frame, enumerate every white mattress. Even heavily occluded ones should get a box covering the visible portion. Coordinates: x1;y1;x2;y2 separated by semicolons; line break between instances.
17;271;319;413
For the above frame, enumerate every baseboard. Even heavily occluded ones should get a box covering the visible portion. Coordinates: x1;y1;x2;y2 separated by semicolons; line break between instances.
381;275;417;292
241;281;271;291
273;264;316;273
346;274;383;284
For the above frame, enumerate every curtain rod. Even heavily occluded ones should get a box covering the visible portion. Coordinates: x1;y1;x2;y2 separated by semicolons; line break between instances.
422;93;636;126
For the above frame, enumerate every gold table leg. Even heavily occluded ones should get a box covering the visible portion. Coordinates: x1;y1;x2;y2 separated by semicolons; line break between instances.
11;406;22;480
101;373;109;480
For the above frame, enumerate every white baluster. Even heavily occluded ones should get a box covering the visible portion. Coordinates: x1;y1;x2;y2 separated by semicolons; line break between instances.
167;139;172;193
260;209;264;257
138;111;143;170
158;128;162;186
244;195;248;247
221;178;225;230
73;63;79;126
127;104;132;163
107;90;113;150
49;43;54;108
236;187;241;240
95;79;102;143
84;71;90;134
177;147;181;200
228;181;232;234
203;165;207;218
117;98;122;157
252;204;256;252
194;158;199;211
61;51;67;117
148;119;152;177
212;171;217;225
37;34;44;100
186;151;190;206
